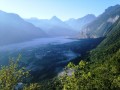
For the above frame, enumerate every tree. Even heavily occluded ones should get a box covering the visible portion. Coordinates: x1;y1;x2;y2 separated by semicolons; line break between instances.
0;57;41;90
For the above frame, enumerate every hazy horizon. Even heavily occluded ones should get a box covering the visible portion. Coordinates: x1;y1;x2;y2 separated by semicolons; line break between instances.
0;0;120;20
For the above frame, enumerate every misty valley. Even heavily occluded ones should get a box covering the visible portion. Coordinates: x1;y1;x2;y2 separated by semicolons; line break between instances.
0;37;103;81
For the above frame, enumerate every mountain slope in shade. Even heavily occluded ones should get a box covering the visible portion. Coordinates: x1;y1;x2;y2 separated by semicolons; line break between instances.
79;5;120;38
65;14;96;31
0;10;47;46
90;16;120;62
26;16;78;37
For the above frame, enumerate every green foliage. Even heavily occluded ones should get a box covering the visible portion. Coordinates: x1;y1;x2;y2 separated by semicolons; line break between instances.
59;51;120;90
0;58;29;90
59;61;93;90
90;19;120;62
0;57;41;90
24;83;41;90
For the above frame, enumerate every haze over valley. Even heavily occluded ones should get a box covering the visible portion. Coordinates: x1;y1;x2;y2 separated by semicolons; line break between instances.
0;0;120;90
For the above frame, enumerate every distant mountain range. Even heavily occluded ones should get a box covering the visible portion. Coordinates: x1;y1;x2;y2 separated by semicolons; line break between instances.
26;16;74;36
0;10;47;46
26;15;95;36
65;14;96;31
3;5;119;46
0;10;96;46
26;5;120;39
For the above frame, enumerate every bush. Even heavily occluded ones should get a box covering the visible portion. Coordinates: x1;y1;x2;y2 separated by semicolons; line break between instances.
0;57;41;90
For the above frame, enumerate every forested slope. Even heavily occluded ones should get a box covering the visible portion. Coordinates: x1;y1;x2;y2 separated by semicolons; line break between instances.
57;16;120;90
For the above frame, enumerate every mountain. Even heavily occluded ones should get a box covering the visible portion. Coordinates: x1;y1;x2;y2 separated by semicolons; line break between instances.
65;14;96;31
90;16;120;61
55;6;120;90
79;5;120;38
49;16;67;27
59;17;120;89
1;4;120;90
0;10;47;46
26;16;77;37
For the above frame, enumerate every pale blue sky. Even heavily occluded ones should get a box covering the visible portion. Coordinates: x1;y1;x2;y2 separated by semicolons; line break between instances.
0;0;120;20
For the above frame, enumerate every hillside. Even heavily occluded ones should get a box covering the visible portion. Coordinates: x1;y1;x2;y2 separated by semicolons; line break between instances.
55;9;120;90
79;5;120;38
90;17;120;61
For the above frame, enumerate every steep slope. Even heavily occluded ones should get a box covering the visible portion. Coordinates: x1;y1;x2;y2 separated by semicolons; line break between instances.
90;17;120;61
80;5;120;38
0;11;47;46
65;14;96;31
57;12;120;90
26;16;77;37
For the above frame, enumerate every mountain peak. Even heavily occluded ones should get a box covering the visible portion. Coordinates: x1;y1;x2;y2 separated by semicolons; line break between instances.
76;14;96;23
50;16;61;21
77;14;96;21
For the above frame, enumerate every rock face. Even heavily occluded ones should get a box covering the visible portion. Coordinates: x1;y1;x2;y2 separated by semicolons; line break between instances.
79;5;120;38
0;10;47;46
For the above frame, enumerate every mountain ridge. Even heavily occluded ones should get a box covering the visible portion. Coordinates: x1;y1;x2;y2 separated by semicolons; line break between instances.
26;15;96;37
0;10;47;46
79;4;120;38
26;16;77;36
65;14;96;31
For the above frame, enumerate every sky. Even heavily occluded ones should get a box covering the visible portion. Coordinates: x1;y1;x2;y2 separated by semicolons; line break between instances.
0;0;120;20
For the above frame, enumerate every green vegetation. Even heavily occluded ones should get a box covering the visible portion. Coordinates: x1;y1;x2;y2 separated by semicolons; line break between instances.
0;57;41;90
56;17;120;90
59;52;120;90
